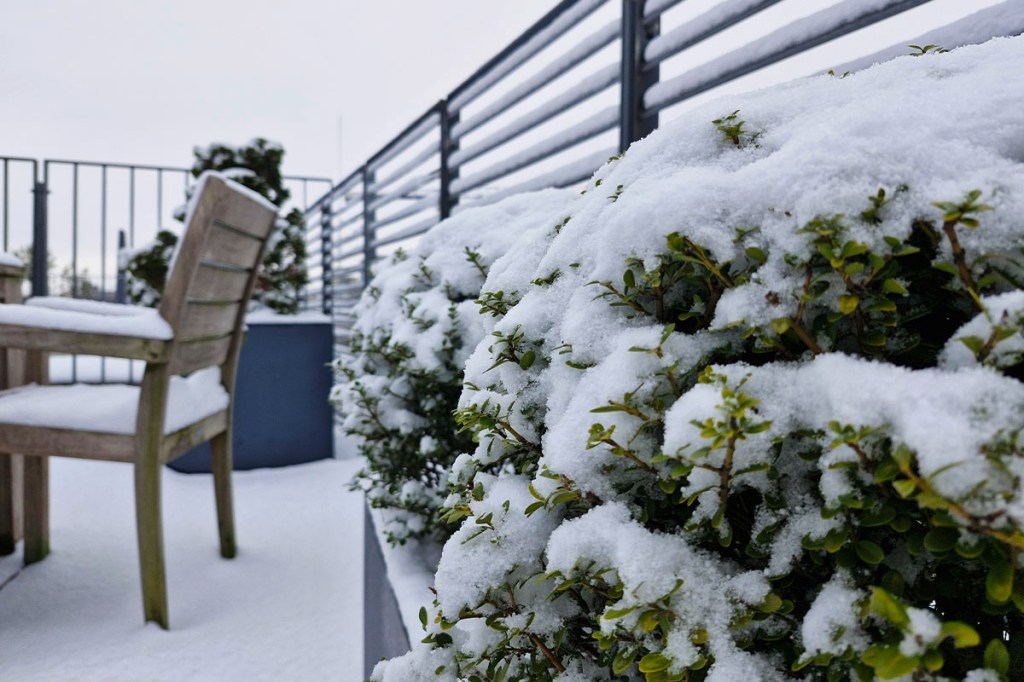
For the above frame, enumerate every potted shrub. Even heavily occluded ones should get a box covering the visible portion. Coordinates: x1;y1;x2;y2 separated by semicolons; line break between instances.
124;139;333;471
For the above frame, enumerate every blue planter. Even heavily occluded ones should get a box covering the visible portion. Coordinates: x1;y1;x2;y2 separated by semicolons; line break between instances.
169;314;334;473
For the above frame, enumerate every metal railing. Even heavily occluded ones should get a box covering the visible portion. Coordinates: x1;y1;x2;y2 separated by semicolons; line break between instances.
304;0;1019;352
0;154;331;381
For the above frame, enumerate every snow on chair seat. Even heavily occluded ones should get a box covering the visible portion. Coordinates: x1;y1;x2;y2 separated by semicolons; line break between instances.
0;172;278;629
0;297;174;340
0;367;227;435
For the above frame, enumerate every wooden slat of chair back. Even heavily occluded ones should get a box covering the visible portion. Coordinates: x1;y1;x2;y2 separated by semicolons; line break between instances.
158;175;277;377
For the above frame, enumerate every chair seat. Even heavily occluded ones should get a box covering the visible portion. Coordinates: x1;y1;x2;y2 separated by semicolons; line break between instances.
0;297;173;340
0;367;227;434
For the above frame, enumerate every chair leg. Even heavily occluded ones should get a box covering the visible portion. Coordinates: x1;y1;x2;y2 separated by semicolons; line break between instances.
211;432;236;559
0;453;20;556
135;454;169;628
22;456;48;565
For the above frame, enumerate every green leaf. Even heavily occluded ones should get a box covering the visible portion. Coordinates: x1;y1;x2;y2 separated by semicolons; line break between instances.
419;606;428;630
863;644;919;679
838;294;860;315
639;610;660;633
893;479;917;498
524;501;545;517
771;317;791;335
984;639;1010;675
745;246;767;264
824;527;849;552
922;649;943;671
624;269;636;290
760;593;783;613
860;506;897;527
603;606;638;621
861;331;887;347
882;278;909;295
870;587;909;628
638;652;671;673
939;621;980;649
955;541;985;559
986;561;1014;604
923;527;959;554
612;647;638;675
519;350;536;370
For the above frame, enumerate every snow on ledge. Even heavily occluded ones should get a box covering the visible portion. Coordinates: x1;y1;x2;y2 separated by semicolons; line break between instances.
245;310;332;325
367;506;441;643
0;252;23;268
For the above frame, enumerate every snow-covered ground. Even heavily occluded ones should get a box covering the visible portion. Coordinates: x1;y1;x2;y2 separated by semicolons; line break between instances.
0;457;364;681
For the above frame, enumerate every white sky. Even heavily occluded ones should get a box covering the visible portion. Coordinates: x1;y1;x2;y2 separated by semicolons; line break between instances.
0;1;1011;191
0;0;554;180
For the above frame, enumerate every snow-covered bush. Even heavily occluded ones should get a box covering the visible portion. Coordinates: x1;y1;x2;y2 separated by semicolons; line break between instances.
369;38;1024;681
123;138;308;313
333;191;570;544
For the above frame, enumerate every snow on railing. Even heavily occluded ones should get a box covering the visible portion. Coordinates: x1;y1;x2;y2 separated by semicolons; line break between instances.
303;0;1018;341
645;0;931;112
644;0;783;66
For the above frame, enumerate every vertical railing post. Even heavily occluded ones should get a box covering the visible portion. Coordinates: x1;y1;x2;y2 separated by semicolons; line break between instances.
115;229;127;304
320;196;334;316
439;100;460;220
361;166;376;287
31;164;48;298
620;0;660;152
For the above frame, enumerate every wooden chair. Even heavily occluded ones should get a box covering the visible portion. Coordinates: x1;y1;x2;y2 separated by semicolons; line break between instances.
0;173;277;628
0;259;26;556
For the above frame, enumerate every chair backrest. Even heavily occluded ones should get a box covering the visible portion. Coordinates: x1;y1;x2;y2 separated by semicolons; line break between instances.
157;173;278;377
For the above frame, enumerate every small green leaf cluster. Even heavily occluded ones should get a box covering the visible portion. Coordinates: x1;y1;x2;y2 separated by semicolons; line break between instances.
334;251;478;545
909;44;950;56
712;109;759;147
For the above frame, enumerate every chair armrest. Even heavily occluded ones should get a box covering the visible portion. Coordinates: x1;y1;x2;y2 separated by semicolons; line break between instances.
0;302;172;362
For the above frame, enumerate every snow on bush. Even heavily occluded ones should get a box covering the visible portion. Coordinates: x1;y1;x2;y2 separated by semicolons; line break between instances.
364;37;1024;681
332;190;570;543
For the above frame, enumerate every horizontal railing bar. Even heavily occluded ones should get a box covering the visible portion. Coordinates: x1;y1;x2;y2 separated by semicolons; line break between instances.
453;17;620;140
332;281;365;294
335;264;364;278
328;213;364;236
368;170;437;212
369;194;437;231
645;0;783;67
645;0;932;113
644;0;685;20
452;62;619;169
306;167;364;215
371;215;438;250
452;105;618;195
282;175;333;184
44;159;191;173
334;245;366;263
449;0;610;112
372;142;439;191
366;104;442;172
462;146;612;209
327;198;366;221
333;231;363;251
827;0;1024;75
